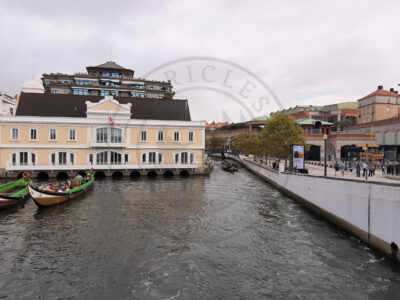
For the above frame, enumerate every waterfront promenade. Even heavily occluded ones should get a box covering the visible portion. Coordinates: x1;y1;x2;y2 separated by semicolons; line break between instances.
305;163;400;185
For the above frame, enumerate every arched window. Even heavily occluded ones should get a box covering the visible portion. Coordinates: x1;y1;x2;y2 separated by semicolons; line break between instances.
141;151;163;164
10;151;37;166
97;151;108;165
174;152;195;164
111;128;122;143
110;151;122;164
49;151;75;165
96;128;108;143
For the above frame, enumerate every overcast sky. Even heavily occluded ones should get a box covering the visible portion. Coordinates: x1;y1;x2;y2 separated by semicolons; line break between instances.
1;0;400;121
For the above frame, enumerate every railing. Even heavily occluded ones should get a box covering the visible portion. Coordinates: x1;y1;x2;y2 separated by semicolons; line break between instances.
6;163;199;171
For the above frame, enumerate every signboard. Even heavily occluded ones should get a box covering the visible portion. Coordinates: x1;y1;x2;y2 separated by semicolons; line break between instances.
292;145;305;170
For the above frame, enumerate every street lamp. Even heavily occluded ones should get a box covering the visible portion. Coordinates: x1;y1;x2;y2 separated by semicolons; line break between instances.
323;134;328;177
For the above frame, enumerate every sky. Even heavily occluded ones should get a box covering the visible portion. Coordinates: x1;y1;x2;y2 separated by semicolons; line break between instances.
1;0;400;122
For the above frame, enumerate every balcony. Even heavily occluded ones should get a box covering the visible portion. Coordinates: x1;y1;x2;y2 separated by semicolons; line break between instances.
89;141;127;148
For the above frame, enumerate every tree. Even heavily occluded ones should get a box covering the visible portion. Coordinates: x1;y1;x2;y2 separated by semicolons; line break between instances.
206;136;227;149
232;133;264;156
260;112;305;159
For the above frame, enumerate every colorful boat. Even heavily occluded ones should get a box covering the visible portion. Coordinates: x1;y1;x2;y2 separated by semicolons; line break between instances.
28;171;94;207
0;175;32;208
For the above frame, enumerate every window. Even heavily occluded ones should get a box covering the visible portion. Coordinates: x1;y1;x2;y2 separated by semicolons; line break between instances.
174;131;180;142
175;152;194;164
181;152;188;164
110;152;122;164
75;80;92;85
307;128;311;134
158;130;164;142
111;73;121;78
96;128;108;143
131;91;146;98
141;152;163;164
52;90;58;94
19;152;28;165
12;153;16;166
149;152;156;164
10;107;13;115
188;131;194;142
30;128;37;140
49;129;57;140
51;153;56;165
111;128;122;143
69;129;76;141
97;152;108;164
125;154;129;164
70;153;74;165
73;89;89;95
58;152;67;165
111;90;120;96
11;128;19;140
31;153;36;165
141;130;147;142
100;90;110;96
102;72;111;77
89;154;93;164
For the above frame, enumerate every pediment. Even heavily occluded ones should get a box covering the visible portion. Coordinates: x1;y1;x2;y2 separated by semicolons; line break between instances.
86;96;132;119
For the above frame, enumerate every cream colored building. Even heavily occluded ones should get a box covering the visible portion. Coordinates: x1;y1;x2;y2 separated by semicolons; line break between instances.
358;86;400;124
0;93;208;178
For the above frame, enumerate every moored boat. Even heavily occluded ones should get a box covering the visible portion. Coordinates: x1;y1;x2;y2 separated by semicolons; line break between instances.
29;171;94;207
221;160;238;173
0;174;32;208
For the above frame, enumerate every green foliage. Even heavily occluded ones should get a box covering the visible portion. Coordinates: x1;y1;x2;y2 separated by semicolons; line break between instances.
232;133;264;156
206;136;227;149
261;112;305;159
218;122;247;131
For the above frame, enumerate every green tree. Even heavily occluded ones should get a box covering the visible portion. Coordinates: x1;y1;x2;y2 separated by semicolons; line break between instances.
260;112;305;159
206;136;227;149
232;133;264;156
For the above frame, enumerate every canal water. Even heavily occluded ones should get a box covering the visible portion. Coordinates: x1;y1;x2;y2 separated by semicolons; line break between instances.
0;162;399;299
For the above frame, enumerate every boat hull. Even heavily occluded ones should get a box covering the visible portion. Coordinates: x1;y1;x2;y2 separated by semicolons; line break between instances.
0;196;24;208
29;173;94;207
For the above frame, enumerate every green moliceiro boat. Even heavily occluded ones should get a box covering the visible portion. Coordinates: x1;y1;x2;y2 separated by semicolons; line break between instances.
0;176;32;208
28;170;94;207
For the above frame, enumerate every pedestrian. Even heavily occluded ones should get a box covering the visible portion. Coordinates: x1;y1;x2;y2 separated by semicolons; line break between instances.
356;162;361;177
334;161;339;176
340;161;345;176
362;161;367;177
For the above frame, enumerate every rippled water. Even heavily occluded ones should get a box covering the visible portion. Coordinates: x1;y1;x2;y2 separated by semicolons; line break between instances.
0;161;399;299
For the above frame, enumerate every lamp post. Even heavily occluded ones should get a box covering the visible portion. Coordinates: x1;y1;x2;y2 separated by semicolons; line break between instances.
323;134;328;177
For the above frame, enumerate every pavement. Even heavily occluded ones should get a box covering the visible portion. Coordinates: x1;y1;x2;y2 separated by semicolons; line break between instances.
305;163;400;184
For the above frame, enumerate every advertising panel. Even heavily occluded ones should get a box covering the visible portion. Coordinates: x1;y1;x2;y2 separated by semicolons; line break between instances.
293;145;305;169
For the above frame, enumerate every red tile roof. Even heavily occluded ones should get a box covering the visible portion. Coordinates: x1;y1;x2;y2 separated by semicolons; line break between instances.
359;89;399;101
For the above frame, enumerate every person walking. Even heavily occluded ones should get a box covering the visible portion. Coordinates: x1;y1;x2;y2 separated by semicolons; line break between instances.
334;161;339;176
340;161;345;176
362;161;367;177
356;162;361;177
368;162;374;177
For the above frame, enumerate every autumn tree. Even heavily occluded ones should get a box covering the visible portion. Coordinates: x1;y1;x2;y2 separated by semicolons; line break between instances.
260;112;305;160
232;133;265;156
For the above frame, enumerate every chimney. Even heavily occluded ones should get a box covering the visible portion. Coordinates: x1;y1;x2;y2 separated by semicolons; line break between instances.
378;85;383;90
390;88;394;92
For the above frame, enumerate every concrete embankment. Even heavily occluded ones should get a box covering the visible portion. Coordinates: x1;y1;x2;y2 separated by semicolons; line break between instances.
212;153;400;260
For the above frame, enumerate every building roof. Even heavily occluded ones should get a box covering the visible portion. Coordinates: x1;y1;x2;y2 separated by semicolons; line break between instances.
296;118;333;126
250;115;269;122
16;93;191;121
86;61;134;73
359;89;399;101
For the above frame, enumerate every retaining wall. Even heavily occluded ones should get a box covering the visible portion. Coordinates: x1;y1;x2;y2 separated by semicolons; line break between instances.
222;154;400;260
